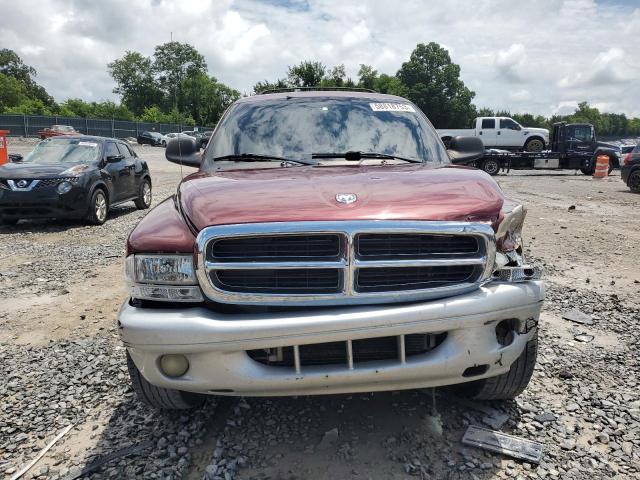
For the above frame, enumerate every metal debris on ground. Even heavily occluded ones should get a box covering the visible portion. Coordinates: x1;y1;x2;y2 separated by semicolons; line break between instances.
462;425;544;463
561;309;594;325
69;440;154;479
316;428;339;450
10;424;74;480
574;333;594;343
482;411;510;430
568;205;576;212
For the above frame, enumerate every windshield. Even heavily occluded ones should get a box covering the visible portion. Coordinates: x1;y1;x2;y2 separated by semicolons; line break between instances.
22;138;101;165
203;97;448;170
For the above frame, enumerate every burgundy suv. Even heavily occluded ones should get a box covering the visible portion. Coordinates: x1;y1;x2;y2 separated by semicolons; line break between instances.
119;89;543;409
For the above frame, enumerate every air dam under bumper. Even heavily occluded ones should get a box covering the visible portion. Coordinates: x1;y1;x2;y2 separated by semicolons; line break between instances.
120;281;544;396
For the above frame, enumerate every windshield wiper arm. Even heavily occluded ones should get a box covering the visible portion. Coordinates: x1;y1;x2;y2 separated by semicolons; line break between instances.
312;151;422;163
212;153;314;165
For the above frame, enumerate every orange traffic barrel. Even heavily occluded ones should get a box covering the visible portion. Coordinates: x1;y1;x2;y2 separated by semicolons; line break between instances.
0;130;9;166
593;154;609;179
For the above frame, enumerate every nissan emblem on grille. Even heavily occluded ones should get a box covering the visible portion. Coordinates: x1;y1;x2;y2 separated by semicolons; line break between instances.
17;180;28;188
336;193;357;204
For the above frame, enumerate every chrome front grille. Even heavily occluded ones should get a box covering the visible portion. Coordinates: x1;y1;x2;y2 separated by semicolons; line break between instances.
196;221;495;306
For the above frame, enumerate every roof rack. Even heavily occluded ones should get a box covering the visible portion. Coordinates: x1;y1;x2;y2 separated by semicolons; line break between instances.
259;86;377;94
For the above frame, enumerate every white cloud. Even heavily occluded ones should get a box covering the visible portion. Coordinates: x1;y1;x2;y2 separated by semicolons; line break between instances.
495;43;527;82
0;0;639;117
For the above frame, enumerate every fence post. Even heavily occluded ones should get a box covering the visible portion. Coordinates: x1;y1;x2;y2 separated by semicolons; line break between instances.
136;121;139;138
23;115;28;137
85;117;89;135
111;118;115;137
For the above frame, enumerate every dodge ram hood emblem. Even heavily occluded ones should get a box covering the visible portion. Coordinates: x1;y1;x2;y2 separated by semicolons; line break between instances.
336;193;357;204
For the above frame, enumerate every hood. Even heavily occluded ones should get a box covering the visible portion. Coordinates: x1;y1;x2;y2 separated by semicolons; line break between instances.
524;127;549;137
597;141;619;151
0;162;84;178
179;165;505;231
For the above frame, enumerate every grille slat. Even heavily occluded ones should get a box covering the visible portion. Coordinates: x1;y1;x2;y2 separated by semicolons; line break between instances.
356;265;476;292
213;268;343;294
357;233;478;259
211;234;341;261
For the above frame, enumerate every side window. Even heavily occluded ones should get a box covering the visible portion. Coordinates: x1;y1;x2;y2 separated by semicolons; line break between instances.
481;119;495;129
117;143;132;157
633;144;640;153
500;118;518;130
104;142;120;158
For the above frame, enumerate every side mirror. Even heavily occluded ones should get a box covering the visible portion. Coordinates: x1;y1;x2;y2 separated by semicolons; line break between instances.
447;136;485;164
106;154;124;163
515;125;522;131
166;137;201;168
9;153;23;163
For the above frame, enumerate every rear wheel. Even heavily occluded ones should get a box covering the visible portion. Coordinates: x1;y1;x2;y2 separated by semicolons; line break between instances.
481;158;500;176
86;189;108;225
134;179;152;210
628;171;640;193
524;138;544;152
127;352;206;410
457;334;538;400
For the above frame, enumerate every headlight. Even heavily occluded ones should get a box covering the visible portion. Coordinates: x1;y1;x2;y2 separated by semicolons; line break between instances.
125;254;203;302
57;181;73;194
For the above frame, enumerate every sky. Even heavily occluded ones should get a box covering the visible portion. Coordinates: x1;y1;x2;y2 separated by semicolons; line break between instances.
1;0;640;118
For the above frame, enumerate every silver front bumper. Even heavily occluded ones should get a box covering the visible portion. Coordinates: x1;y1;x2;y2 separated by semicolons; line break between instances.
120;281;544;396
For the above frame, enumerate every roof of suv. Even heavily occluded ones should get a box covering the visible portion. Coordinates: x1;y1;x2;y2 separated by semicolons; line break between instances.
237;90;409;105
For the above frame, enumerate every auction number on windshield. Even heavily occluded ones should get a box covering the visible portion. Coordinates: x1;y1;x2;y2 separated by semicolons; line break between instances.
369;103;416;112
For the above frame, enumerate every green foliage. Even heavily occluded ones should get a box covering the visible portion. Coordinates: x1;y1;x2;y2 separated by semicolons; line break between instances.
397;42;476;128
0;49;54;106
107;41;234;126
0;73;28;110
58;98;135;120
287;61;326;87
4;98;55;115
108;51;161;116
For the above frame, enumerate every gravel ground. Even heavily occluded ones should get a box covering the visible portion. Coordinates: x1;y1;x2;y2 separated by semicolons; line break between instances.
1;141;639;479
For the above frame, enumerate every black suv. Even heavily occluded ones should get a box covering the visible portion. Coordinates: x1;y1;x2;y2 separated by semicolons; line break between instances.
0;136;152;225
621;143;640;193
137;131;163;146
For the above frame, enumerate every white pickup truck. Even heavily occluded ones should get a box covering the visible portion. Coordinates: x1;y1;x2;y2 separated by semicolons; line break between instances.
437;117;550;152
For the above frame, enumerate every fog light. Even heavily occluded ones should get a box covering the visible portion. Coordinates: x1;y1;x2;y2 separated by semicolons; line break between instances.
159;354;189;377
57;181;73;194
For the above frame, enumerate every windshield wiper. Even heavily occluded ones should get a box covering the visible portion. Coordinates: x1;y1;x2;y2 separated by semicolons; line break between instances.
312;151;422;163
212;153;314;166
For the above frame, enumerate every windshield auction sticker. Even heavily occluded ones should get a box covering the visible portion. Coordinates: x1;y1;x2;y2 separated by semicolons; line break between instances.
77;142;98;147
369;103;416;112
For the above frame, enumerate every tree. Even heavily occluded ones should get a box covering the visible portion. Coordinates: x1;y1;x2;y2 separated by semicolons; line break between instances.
153;42;207;109
397;42;476;128
0;73;28;110
0;49;54;106
253;78;289;94
287;61;326;87
182;72;240;125
357;64;378;90
108;51;161;116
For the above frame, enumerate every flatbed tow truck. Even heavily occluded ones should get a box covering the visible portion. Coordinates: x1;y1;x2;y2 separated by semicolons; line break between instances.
469;122;620;176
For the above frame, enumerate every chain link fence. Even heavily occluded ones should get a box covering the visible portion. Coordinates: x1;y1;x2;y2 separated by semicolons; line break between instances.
0;114;206;139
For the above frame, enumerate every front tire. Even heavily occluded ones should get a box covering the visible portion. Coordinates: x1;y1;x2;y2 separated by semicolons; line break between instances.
628;171;640;193
127;352;206;410
524;138;544;152
134;179;152;210
457;334;538;400
86;189;108;225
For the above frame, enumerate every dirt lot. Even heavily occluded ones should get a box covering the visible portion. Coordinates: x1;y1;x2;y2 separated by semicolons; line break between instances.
1;140;639;480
